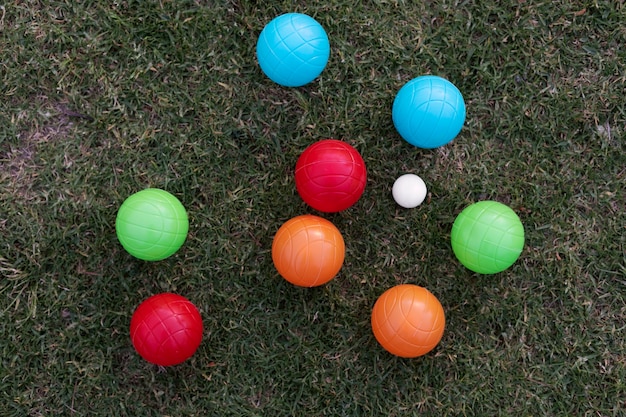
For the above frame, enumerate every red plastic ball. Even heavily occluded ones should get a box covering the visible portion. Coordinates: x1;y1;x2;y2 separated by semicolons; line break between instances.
295;139;367;212
371;284;445;358
130;293;203;366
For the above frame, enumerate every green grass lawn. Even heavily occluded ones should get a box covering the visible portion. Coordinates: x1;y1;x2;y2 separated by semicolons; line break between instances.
1;1;625;415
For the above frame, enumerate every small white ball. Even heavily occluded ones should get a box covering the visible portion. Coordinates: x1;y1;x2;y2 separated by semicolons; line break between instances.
392;174;427;208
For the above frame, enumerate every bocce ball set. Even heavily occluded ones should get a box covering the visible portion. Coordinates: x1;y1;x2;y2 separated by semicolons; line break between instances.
116;12;525;366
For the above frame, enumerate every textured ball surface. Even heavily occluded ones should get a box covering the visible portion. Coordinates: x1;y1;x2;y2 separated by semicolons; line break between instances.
272;215;345;287
371;284;445;358
295;139;367;213
451;201;525;274
392;75;466;148
256;13;330;87
392;174;427;208
116;188;189;261
130;293;203;366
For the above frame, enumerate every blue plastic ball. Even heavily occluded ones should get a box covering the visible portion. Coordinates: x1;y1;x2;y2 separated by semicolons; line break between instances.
256;13;330;87
392;75;466;149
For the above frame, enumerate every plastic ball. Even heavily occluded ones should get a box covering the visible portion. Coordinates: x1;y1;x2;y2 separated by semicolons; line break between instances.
392;174;427;208
371;284;445;358
451;201;525;274
256;13;330;87
115;188;189;261
295;139;367;213
272;214;345;287
130;293;203;366
392;75;466;149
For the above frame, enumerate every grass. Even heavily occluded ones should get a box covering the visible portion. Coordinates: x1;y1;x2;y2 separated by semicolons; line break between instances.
1;0;625;415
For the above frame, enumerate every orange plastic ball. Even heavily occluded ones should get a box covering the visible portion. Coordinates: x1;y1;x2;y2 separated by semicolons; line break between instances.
272;215;345;287
371;284;445;358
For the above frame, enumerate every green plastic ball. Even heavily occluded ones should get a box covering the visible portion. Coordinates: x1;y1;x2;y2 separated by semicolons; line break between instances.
115;188;189;261
451;201;524;274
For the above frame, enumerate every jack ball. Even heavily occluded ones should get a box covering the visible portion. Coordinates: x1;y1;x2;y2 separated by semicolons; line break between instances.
392;174;427;208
